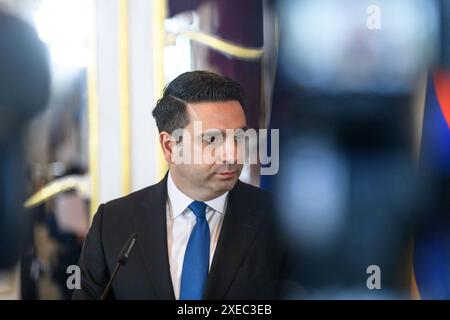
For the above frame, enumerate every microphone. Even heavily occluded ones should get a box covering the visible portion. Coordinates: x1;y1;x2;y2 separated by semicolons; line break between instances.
100;232;138;300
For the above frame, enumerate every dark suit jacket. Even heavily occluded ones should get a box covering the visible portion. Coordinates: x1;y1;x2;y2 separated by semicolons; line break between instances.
72;175;286;300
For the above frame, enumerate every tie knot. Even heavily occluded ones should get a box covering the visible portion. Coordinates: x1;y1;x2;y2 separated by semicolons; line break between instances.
188;201;207;219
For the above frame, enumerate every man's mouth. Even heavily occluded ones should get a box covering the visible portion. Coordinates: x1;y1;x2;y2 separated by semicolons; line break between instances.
216;171;237;179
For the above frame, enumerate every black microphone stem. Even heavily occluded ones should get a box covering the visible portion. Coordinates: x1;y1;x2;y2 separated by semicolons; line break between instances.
100;263;121;300
100;233;137;300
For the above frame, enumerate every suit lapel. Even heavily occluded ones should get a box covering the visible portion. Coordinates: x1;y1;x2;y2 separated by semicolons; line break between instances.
204;181;261;299
130;174;175;300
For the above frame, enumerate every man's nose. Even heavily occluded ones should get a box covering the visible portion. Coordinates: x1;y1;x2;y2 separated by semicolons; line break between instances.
221;136;237;164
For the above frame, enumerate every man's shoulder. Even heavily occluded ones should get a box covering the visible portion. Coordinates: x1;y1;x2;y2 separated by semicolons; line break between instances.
97;178;272;216
234;179;272;203
99;179;165;217
236;179;270;193
233;180;278;229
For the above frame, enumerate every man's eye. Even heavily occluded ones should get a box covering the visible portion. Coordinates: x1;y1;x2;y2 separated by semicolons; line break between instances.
205;136;216;144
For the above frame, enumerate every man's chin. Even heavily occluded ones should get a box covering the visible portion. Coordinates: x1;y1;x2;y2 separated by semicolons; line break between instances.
212;176;239;192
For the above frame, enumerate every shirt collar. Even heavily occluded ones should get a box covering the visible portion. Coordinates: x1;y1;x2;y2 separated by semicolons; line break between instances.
167;171;228;219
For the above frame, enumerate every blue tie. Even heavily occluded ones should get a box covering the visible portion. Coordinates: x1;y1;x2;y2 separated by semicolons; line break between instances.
179;201;210;300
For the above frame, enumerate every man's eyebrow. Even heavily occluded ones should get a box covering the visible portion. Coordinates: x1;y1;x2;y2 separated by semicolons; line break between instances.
202;126;248;135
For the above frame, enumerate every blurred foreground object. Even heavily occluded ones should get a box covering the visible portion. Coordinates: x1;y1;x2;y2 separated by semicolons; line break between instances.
0;8;50;286
277;0;439;94
269;0;447;299
413;71;450;299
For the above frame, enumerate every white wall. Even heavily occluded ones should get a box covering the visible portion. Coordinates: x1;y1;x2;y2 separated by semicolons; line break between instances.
96;0;161;204
96;0;123;204
129;0;161;191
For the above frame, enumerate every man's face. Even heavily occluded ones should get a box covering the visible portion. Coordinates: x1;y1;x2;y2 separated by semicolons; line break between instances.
165;100;246;200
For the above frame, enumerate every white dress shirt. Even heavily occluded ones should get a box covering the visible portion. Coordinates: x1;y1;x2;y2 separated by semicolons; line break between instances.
166;172;228;300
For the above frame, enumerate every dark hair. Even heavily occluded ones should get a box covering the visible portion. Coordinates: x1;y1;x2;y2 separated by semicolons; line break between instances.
152;70;246;133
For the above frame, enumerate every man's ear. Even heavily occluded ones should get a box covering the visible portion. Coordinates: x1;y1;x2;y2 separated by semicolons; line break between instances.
159;131;174;163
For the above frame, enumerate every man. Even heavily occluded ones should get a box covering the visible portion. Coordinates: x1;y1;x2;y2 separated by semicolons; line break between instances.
72;71;285;300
